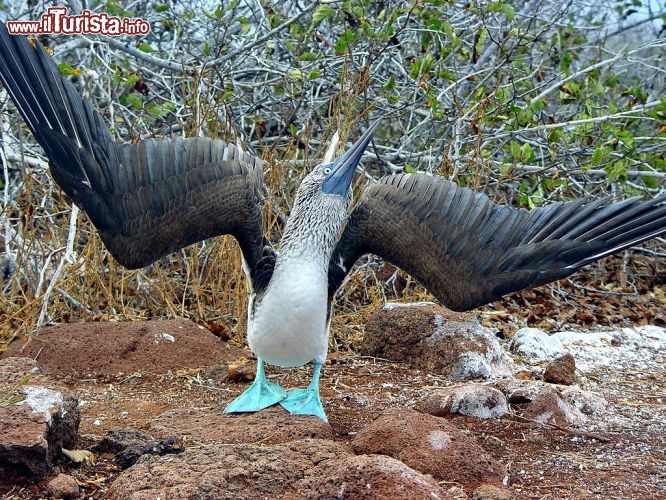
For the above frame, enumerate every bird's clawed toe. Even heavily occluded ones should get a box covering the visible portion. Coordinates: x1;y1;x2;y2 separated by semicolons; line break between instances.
279;387;328;422
224;378;287;414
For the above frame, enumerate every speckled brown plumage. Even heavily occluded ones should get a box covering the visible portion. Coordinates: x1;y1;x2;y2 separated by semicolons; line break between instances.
330;174;666;311
0;23;272;292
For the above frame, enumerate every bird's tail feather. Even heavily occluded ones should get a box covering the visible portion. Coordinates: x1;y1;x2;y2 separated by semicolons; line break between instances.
565;195;666;269
0;22;117;223
496;193;666;275
0;22;113;180
0;23;101;150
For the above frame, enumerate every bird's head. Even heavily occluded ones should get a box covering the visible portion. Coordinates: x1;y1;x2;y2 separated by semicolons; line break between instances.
296;119;379;205
281;120;379;254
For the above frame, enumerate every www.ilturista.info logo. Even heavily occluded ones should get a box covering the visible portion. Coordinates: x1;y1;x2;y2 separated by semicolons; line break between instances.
6;7;150;36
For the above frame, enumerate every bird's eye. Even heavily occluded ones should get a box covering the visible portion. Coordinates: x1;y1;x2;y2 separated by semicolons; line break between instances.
323;167;332;175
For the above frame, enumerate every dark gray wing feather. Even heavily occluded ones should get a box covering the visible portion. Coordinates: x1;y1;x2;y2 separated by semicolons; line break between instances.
0;23;274;291
330;173;666;311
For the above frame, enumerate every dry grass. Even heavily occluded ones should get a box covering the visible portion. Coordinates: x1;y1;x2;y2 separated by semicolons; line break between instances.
0;57;389;353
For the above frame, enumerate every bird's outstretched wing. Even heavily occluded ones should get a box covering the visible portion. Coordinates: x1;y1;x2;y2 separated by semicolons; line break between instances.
329;173;666;311
0;23;274;291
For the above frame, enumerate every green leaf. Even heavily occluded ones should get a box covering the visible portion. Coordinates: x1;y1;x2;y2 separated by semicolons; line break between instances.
642;175;659;189
520;142;532;160
126;73;140;86
441;20;454;40
518;193;535;209
147;104;167;117
591;146;607;165
312;5;336;26
289;22;304;38
438;69;456;81
57;63;82;76
335;28;358;54
270;13;283;29
404;165;416;173
335;35;349;54
154;4;169;13
516;107;533;127
112;68;122;86
547;129;563;144
298;52;319;62
615;130;635;149
105;1;133;18
488;1;515;22
124;93;143;110
137;43;154;53
605;160;628;183
510;141;521;160
475;28;487;56
409;59;421;80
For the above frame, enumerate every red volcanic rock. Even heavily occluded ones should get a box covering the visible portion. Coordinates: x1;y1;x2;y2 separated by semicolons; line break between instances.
351;407;506;488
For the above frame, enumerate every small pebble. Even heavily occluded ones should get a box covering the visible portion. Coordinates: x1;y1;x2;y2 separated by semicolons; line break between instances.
47;473;79;499
544;353;576;385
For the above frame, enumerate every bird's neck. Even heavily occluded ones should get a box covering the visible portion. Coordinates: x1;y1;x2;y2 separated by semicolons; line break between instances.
279;222;335;265
278;204;340;266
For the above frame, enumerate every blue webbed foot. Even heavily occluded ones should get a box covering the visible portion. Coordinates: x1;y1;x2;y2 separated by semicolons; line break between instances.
279;361;328;422
280;387;328;422
224;358;287;414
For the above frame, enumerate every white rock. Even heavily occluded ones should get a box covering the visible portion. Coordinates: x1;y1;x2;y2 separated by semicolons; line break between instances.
447;385;509;419
560;387;608;415
551;325;666;371
417;384;509;419
20;386;64;425
494;379;555;404
509;327;565;361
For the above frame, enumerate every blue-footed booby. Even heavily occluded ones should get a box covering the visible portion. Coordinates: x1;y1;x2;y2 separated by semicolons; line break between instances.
1;24;665;422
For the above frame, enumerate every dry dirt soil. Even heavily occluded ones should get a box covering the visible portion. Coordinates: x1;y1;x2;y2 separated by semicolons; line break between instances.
0;312;664;499
1;253;665;499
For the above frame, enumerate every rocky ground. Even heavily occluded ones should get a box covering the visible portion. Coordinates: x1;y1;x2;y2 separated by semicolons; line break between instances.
0;305;665;499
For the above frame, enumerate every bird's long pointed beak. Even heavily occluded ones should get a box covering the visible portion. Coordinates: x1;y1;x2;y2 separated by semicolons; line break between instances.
321;119;380;196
